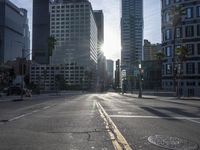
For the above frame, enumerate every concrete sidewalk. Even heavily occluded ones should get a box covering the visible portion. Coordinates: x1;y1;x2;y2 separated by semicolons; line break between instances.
119;92;200;101
0;91;83;102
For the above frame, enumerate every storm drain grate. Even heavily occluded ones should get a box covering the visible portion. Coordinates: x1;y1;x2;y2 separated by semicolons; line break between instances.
148;135;198;150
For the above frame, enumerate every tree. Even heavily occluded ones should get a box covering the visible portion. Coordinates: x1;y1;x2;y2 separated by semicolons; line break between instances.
155;52;165;89
48;36;57;63
169;5;186;91
176;46;188;63
155;52;165;64
175;46;188;98
170;6;185;27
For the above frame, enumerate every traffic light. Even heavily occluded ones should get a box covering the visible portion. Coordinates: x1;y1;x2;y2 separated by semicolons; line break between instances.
141;74;144;81
141;69;144;81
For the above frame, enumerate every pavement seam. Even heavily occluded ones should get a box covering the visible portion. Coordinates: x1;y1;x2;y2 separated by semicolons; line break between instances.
96;101;133;150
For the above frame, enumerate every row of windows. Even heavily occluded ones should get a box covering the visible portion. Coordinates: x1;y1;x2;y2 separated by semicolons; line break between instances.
164;43;200;57
163;62;200;75
51;4;89;9
31;66;84;70
51;24;88;29
51;28;88;32
163;0;191;7
163;24;200;41
163;81;200;87
51;9;88;13
163;6;200;24
51;13;89;17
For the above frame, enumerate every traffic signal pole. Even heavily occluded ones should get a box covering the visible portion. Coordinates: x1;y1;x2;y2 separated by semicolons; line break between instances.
138;63;142;98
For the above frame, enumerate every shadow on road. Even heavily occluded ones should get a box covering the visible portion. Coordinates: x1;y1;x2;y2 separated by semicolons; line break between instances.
155;107;200;118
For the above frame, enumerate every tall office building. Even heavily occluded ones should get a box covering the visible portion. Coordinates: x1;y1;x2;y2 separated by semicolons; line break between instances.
32;0;50;64
115;59;121;89
94;10;106;90
0;0;30;63
21;8;30;60
121;0;143;88
49;0;98;69
161;0;200;96
106;59;114;85
94;10;104;47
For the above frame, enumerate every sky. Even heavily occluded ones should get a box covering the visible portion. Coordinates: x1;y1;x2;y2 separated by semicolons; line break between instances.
10;0;161;61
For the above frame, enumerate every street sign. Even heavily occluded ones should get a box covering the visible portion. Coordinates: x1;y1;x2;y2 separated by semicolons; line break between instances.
122;70;126;78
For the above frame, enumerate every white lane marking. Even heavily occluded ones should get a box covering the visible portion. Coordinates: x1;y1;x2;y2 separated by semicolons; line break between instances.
187;119;200;124
8;105;52;122
109;115;200;120
9;114;25;121
43;106;50;109
32;109;40;113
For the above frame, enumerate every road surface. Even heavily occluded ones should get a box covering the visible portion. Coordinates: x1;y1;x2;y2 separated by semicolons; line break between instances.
0;92;199;150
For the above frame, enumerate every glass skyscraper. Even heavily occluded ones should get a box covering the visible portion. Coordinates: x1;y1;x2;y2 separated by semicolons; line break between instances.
121;0;143;88
32;0;50;64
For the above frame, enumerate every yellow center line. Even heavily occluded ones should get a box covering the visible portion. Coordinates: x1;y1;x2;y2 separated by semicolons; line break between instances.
95;101;133;150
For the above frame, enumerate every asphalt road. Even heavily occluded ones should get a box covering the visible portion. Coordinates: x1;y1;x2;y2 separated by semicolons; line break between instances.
0;92;200;150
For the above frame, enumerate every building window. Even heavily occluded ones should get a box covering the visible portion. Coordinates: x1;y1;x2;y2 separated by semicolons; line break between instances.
197;24;200;36
186;63;195;74
186;44;194;55
175;27;182;38
186;7;193;19
174;0;181;2
165;29;171;40
185;26;194;37
165;0;170;6
166;64;172;74
197;6;200;17
165;12;170;23
198;43;200;55
198;63;200;74
166;46;172;57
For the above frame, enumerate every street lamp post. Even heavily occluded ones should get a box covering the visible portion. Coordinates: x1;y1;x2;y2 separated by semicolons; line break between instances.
20;49;31;100
138;63;142;98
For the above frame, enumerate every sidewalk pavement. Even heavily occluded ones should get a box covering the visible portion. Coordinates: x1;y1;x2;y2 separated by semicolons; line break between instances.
120;92;200;101
0;91;83;102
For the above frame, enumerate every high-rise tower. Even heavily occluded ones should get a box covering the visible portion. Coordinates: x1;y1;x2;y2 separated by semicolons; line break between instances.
0;0;30;63
32;0;50;64
121;0;143;88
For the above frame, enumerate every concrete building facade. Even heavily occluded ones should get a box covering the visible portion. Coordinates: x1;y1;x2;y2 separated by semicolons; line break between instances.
30;63;88;90
49;0;98;70
161;0;200;96
0;0;30;63
143;39;161;61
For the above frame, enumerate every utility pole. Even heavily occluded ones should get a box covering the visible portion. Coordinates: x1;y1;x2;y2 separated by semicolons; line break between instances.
20;49;25;100
138;63;142;98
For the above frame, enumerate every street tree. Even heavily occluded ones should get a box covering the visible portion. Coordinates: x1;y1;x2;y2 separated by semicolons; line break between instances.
48;36;57;63
169;5;186;91
155;52;165;89
175;46;188;98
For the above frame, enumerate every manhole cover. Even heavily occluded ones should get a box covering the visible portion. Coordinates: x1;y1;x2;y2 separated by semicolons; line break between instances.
148;135;198;150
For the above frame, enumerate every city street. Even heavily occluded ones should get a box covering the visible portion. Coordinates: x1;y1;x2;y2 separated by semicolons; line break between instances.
0;92;200;150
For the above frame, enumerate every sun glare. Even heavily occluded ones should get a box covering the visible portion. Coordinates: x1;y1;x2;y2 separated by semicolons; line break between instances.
102;29;121;60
